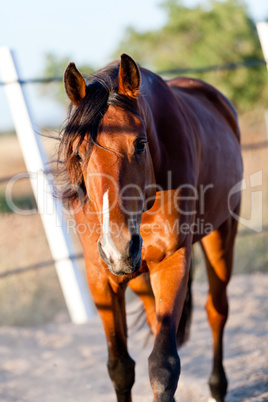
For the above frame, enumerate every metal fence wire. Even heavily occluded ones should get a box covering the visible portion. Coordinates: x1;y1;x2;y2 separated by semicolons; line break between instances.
0;58;266;86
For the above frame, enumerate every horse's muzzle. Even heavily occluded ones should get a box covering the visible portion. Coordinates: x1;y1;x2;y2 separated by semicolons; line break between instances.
97;234;143;276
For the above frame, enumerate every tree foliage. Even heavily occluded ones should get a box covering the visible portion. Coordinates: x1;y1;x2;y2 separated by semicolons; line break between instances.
115;0;267;112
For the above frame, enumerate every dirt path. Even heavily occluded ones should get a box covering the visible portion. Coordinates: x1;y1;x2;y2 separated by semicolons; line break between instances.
0;273;267;402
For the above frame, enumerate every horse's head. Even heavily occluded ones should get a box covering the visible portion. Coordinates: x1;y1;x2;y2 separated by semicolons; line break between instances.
63;54;156;275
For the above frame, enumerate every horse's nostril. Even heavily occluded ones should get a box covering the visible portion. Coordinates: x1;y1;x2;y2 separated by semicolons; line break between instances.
129;234;142;260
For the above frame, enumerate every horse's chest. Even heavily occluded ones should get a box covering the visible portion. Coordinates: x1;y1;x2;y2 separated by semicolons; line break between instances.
140;214;181;264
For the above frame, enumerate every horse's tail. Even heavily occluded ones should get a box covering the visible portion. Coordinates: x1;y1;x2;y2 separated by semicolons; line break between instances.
176;256;194;348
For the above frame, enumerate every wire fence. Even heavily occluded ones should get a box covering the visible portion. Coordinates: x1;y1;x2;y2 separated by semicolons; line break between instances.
158;58;266;76
0;253;84;279
0;58;266;87
0;139;267;185
0;56;267;279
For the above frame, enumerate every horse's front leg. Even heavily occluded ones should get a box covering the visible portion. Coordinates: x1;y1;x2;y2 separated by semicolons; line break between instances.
148;245;191;402
86;265;135;402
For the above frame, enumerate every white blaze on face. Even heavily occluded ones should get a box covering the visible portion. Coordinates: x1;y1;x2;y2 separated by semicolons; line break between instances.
102;189;120;260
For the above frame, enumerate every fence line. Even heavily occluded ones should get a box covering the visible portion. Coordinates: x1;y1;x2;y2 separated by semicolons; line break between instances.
241;141;268;151
0;253;84;279
0;141;267;185
0;59;265;87
1;224;268;279
158;58;266;76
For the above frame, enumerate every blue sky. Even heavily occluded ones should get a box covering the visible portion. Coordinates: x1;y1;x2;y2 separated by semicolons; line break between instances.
1;0;268;131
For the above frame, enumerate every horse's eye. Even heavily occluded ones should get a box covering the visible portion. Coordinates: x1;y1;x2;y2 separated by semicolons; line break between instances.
135;140;147;154
75;151;82;162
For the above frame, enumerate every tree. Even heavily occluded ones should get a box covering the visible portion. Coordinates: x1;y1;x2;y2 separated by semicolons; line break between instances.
115;0;267;112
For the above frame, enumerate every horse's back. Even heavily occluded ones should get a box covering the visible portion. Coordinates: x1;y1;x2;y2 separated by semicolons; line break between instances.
167;76;240;142
165;76;243;233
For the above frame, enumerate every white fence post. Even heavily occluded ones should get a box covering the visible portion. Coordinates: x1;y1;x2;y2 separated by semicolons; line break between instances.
0;47;95;323
257;23;268;140
257;22;268;70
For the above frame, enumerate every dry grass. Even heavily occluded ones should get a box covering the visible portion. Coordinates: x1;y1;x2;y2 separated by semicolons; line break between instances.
0;213;68;326
0;109;267;325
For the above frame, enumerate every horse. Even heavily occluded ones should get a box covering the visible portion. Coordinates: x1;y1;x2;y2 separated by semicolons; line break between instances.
58;53;243;401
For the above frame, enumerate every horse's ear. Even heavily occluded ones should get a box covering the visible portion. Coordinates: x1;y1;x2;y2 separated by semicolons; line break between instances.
64;63;87;106
118;54;141;98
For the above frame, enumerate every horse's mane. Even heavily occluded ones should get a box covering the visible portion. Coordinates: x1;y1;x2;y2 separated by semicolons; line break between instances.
57;61;140;207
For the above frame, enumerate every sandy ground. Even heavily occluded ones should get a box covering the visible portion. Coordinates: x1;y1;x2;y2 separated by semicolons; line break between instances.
0;273;267;402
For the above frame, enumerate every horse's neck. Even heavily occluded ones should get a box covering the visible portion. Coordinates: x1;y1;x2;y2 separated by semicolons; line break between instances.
140;71;185;183
140;95;163;175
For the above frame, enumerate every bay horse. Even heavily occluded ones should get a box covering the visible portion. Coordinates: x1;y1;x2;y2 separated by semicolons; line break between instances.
59;54;242;401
